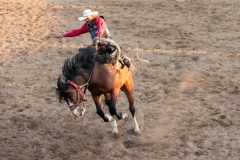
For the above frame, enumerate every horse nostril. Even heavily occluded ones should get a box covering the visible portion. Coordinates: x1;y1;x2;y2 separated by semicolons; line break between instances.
81;108;86;116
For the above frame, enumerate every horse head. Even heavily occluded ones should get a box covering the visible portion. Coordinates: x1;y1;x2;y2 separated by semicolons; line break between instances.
56;46;95;117
56;74;89;117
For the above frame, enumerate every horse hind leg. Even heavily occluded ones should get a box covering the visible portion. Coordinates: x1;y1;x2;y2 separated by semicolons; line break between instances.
104;93;121;134
93;94;120;134
121;83;141;135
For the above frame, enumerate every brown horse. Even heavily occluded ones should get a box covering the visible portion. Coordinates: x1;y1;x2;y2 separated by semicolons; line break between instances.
56;41;140;135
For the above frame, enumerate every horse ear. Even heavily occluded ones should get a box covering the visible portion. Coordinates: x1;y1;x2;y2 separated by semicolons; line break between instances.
106;44;116;54
60;75;67;84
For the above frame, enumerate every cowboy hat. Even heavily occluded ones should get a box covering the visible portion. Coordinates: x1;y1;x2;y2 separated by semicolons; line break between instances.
78;9;99;21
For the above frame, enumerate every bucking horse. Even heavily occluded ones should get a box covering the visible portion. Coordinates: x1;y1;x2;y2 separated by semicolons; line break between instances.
56;38;141;135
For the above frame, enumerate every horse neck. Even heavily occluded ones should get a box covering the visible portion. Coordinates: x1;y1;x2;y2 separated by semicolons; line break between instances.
73;74;88;86
92;61;122;81
90;62;111;82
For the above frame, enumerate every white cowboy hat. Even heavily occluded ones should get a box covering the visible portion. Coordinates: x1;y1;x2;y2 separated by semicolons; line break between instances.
78;9;99;21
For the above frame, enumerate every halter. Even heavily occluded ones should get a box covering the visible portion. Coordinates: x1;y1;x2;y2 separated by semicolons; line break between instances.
66;73;92;105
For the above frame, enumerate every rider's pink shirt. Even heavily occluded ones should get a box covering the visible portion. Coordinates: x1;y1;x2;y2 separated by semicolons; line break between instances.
63;18;107;38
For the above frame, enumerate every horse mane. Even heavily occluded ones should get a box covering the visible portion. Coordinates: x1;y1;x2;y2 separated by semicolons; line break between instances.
62;46;96;80
56;46;96;102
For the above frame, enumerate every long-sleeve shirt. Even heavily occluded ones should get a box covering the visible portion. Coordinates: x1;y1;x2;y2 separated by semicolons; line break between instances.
63;17;110;39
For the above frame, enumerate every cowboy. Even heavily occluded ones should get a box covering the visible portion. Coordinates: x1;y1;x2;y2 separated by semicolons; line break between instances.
56;9;130;67
55;9;110;47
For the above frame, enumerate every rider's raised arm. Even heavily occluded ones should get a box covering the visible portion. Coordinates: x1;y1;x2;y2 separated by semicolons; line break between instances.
95;17;107;38
63;23;88;37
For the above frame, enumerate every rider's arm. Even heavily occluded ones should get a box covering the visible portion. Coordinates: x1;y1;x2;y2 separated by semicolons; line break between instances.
95;17;107;37
63;23;88;37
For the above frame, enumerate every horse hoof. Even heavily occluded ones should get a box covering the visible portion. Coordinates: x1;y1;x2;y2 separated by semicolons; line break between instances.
134;129;141;136
119;112;127;120
121;113;128;120
112;129;119;135
105;114;113;122
112;132;121;138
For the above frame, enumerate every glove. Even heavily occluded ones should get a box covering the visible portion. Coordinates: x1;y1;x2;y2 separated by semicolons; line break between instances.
47;33;63;39
53;33;63;39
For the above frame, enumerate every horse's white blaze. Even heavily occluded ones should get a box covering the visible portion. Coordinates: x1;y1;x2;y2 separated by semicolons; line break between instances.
111;119;118;134
72;107;86;117
67;98;74;107
133;116;141;134
73;107;80;117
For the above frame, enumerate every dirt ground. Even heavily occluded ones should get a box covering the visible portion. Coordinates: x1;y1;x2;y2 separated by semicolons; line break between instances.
0;0;240;159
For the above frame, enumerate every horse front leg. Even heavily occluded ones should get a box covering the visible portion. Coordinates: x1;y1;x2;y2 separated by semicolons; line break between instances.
105;99;127;120
106;91;127;120
103;93;119;134
92;94;112;122
101;90;127;135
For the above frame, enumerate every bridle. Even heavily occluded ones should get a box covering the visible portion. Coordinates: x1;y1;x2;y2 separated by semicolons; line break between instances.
66;73;92;108
67;80;88;103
